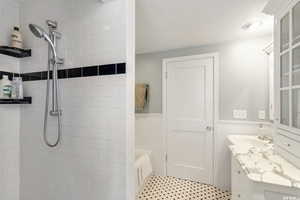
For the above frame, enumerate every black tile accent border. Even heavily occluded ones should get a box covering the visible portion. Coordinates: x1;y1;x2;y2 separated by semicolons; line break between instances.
68;67;82;78
0;71;21;80
41;71;53;80
58;69;67;79
0;62;126;82
117;63;126;74
83;66;98;77
99;64;116;75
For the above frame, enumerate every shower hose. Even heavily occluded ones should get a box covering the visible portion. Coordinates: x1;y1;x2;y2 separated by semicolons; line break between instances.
43;60;62;147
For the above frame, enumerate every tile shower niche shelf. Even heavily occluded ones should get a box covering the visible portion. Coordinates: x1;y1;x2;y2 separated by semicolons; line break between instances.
0;46;31;58
0;97;32;104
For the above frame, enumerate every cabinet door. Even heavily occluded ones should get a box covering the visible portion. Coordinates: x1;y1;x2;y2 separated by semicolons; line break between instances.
277;0;300;134
280;13;290;52
293;1;300;45
292;1;300;130
231;158;252;200
280;90;290;126
292;88;300;128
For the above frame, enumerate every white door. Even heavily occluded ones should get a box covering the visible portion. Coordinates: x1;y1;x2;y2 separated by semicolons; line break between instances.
164;55;214;184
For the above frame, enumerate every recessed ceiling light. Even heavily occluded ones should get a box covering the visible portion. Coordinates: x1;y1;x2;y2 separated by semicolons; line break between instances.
242;20;263;30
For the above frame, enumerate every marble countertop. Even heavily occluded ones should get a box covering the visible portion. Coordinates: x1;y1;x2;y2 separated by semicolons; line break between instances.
228;135;300;189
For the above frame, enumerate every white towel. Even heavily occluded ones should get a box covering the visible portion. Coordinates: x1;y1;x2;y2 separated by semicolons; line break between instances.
135;153;153;194
140;155;153;181
135;84;149;112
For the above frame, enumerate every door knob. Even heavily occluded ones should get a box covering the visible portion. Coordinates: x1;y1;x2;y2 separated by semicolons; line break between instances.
206;126;213;131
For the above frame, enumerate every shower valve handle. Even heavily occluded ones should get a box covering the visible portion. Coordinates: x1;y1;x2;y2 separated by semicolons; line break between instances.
50;58;64;65
50;109;63;116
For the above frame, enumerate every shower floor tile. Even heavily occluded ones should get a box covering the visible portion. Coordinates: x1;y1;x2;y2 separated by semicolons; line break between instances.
137;176;231;200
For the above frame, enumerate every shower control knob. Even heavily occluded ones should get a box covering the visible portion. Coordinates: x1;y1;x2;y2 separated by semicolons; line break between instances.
57;58;64;65
50;109;63;116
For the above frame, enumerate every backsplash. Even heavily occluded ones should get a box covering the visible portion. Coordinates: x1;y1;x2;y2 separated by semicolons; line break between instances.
0;63;126;81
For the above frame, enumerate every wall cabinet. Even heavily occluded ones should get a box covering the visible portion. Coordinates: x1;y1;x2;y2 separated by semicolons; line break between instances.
276;0;300;132
274;0;300;168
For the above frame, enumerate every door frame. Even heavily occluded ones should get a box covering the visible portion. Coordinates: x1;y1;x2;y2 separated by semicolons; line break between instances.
126;0;135;199
162;53;220;184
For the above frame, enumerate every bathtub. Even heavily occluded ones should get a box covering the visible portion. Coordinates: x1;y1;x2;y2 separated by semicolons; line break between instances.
135;149;153;194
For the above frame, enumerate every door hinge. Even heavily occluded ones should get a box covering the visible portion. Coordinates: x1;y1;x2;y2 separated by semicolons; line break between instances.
165;153;168;162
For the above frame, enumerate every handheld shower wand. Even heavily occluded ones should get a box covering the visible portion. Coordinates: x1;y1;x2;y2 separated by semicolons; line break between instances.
29;22;63;148
29;24;58;61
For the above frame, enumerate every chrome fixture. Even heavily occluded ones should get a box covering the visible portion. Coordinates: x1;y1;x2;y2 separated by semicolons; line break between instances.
257;135;273;144
29;20;64;148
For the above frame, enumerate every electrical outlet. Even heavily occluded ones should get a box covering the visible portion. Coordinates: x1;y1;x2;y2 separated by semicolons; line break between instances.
233;109;247;119
258;110;266;120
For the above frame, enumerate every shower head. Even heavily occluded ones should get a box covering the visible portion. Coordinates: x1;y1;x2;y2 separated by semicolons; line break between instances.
29;24;57;60
29;24;48;39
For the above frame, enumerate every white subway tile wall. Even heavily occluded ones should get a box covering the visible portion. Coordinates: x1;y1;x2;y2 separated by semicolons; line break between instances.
17;0;127;199
0;1;20;200
0;106;20;200
21;75;127;200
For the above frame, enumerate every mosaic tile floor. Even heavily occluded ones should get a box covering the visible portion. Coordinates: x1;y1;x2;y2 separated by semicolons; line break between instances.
137;176;231;200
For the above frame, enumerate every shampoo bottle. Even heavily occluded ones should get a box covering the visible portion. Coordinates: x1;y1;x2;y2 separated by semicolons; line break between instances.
0;75;12;99
11;26;23;49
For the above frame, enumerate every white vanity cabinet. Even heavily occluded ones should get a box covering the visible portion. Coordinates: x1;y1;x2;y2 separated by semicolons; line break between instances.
228;134;300;200
273;0;300;168
231;158;254;200
231;156;300;200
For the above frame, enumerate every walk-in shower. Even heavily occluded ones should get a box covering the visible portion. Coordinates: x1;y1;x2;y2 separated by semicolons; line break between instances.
29;20;63;147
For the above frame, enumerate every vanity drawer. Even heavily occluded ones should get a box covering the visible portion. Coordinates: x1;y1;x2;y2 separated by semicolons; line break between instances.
275;132;300;157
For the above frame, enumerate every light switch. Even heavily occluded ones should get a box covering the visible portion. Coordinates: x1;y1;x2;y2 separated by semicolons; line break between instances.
258;110;266;120
233;110;247;119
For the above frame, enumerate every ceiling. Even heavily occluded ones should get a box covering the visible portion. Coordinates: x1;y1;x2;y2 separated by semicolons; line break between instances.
136;0;273;54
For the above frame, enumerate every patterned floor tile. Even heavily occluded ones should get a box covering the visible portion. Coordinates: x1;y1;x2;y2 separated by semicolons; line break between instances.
137;176;231;200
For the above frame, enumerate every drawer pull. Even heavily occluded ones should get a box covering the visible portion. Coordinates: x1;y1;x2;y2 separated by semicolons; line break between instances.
237;170;241;174
237;194;241;198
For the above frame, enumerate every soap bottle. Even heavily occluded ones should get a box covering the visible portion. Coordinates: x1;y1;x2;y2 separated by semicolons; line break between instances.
16;77;23;99
11;77;23;99
11;77;18;99
11;26;23;49
0;75;12;99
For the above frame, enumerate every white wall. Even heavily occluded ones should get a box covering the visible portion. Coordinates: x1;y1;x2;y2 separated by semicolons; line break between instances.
19;0;127;200
135;114;273;191
136;35;272;121
135;114;165;175
0;1;20;200
135;35;274;191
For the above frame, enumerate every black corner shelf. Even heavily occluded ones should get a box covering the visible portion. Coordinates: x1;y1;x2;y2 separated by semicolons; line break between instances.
0;46;31;58
0;97;32;104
